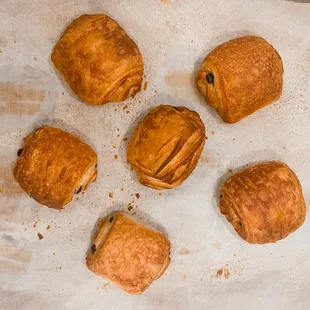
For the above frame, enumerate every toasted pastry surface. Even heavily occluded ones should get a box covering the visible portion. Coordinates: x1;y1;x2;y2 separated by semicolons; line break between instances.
86;212;171;295
13;125;97;209
197;36;283;123
127;105;206;189
220;161;306;244
52;14;144;105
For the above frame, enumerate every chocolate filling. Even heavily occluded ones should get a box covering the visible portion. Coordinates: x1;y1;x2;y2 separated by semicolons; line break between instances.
75;186;82;194
206;73;214;84
91;244;96;253
109;217;114;223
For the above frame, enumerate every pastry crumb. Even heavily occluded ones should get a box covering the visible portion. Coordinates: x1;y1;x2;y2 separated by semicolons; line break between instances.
34;57;37;61
143;81;148;91
135;193;140;199
114;154;118;160
216;268;223;278
120;188;124;191
109;192;113;198
46;225;50;230
33;224;36;228
126;110;130;114
128;205;133;211
227;168;233;173
37;232;44;240
123;137;128;141
53;253;55;255
211;131;215;135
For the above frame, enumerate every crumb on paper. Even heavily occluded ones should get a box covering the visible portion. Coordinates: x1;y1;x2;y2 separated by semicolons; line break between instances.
120;188;124;191
216;266;230;279
233;253;236;256
126;110;130;114
227;168;233;173
128;205;133;211
224;268;230;279
183;273;187;279
123;137;128;141
53;253;55;255
59;266;62;270
109;192;113;198
216;268;223;278
114;154;118;160
37;232;43;240
233;138;236;141
143;81;148;91
24;228;27;231
33;224;36;228
14;40;16;43
62;92;64;95
135;193;140;199
211;131;215;135
46;225;50;230
123;104;128;110
0;188;3;194
34;57;37;61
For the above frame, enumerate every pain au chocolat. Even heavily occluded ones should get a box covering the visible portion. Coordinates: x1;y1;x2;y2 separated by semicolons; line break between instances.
220;161;306;244
197;36;283;123
86;212;171;295
127;105;206;189
13;126;97;209
52;14;144;105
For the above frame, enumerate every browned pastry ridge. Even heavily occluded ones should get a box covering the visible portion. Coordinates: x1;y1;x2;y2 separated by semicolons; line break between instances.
51;14;144;105
197;36;284;123
127;105;206;189
86;212;171;295
13;126;97;209
220;161;306;244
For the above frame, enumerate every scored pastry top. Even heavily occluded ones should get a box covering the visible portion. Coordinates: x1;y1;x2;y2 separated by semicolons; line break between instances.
127;105;206;189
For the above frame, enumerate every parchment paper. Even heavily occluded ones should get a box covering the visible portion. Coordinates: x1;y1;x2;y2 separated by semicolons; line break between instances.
1;1;310;309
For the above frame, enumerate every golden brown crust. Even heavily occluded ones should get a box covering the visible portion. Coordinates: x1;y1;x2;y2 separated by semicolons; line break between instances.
197;36;283;123
13;126;97;209
86;212;171;295
127;105;206;189
220;161;306;244
51;14;144;105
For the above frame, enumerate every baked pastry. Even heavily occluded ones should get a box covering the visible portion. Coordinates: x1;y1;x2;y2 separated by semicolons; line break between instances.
13;125;97;209
86;212;170;295
197;36;283;123
220;161;306;244
127;105;206;189
51;14;144;105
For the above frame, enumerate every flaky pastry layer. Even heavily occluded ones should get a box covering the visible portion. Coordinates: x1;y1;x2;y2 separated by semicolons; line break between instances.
197;36;283;123
52;14;144;105
13;125;97;209
220;161;306;244
86;212;171;294
127;105;206;189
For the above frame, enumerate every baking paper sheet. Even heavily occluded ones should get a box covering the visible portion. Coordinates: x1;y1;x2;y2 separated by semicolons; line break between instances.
1;1;310;309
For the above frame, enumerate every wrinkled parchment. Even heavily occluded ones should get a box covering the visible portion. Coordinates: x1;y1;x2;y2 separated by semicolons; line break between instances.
1;1;310;309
